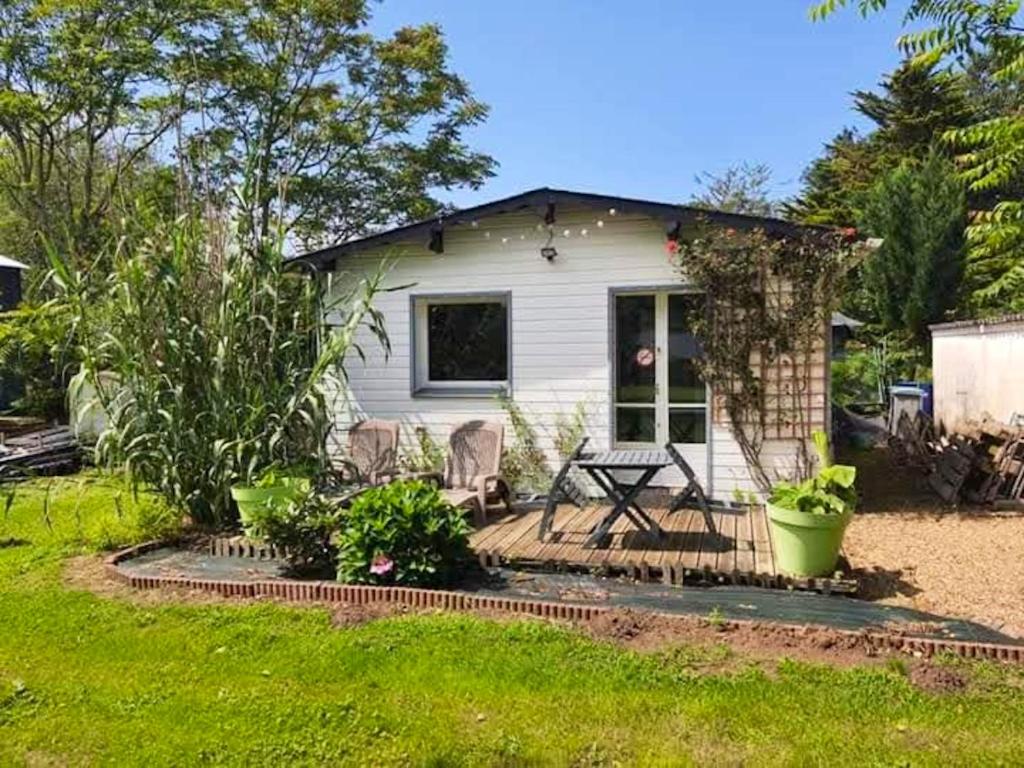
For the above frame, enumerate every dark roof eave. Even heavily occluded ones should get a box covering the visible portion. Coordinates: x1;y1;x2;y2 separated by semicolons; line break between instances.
291;186;833;269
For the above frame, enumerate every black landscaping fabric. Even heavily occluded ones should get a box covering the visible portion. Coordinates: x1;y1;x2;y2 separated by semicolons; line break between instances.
119;547;1020;646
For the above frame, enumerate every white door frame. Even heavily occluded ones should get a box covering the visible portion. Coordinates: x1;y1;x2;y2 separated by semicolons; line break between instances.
609;286;713;492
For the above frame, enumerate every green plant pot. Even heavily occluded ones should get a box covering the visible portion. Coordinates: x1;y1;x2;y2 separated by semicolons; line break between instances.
766;502;852;578
230;477;310;527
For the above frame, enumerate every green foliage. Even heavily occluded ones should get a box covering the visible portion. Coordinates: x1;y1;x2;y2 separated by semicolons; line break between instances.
831;346;884;406
497;393;552;495
853;61;976;161
51;207;387;528
336;479;471;587
241;490;343;576
675;224;855;489
554;400;589;459
0;301;73;418
0;472;179;555
690;162;777;217
0;0;194;270
786;129;883;226
812;0;1024;313
769;431;858;515
788;61;974;227
859;150;967;342
188;0;495;245
401;426;446;473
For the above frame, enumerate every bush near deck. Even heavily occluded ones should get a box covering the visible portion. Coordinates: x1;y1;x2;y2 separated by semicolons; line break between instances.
2;474;1024;766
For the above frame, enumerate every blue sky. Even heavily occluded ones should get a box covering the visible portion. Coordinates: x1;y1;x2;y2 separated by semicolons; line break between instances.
370;0;910;207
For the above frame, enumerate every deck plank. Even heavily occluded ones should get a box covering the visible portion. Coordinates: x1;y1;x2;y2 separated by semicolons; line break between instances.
473;501;781;583
750;506;775;577
734;509;756;574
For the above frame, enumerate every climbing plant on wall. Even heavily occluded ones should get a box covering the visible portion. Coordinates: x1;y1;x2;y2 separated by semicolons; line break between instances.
671;223;857;491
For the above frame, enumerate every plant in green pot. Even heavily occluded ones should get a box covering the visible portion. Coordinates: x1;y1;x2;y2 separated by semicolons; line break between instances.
766;431;857;578
230;467;312;530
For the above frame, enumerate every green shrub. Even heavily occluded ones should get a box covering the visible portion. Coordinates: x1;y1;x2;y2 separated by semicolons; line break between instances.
336;480;472;587
831;346;883;406
242;490;342;576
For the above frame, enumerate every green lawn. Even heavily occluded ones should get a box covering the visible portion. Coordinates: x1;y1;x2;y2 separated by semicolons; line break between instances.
2;475;1024;766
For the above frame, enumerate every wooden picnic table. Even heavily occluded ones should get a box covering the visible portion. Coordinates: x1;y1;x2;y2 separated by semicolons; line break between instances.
538;441;721;549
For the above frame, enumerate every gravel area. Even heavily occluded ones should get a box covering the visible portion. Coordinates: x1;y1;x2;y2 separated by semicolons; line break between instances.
842;448;1024;638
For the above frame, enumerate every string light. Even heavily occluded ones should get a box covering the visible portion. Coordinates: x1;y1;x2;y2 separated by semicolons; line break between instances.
580;228;589;237
470;220;479;228
562;228;571;238
609;207;617;216
596;219;605;228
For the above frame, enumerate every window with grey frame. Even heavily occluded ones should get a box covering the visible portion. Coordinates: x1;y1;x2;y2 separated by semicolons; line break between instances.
412;293;510;395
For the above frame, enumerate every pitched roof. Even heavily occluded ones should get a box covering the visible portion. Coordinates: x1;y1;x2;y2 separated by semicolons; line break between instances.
0;255;29;270
292;186;829;269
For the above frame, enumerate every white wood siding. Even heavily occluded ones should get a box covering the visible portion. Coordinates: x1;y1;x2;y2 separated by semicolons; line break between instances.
326;204;824;497
932;318;1024;430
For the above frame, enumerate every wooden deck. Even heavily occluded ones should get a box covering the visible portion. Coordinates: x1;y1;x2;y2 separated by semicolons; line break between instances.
469;503;857;593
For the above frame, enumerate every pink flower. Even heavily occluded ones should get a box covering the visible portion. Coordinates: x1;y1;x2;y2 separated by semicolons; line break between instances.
370;555;394;576
664;239;680;255
841;227;857;240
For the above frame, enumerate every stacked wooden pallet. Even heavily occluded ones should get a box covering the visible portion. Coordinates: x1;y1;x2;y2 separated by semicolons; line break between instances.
893;412;1024;506
0;426;81;479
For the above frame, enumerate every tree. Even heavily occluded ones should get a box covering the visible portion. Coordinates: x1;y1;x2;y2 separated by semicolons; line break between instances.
852;61;975;160
787;61;975;226
859;151;967;343
0;0;198;270
785;129;883;225
811;0;1024;312
187;0;495;247
689;162;777;217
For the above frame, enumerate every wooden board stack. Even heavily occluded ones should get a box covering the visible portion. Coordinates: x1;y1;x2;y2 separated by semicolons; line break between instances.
892;411;1024;506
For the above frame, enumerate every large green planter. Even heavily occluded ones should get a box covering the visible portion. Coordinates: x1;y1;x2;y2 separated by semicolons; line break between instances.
766;502;853;578
230;477;310;527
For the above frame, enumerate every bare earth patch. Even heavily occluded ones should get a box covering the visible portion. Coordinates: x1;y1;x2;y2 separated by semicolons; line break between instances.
578;607;893;668
841;449;1024;638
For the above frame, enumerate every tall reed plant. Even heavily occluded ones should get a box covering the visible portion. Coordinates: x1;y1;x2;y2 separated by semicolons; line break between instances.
50;209;386;527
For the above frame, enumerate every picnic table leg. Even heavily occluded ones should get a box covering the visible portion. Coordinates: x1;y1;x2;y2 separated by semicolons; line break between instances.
665;443;719;538
584;467;660;548
602;471;663;538
538;439;589;540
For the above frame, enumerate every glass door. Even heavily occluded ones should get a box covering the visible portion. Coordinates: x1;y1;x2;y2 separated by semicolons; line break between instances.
614;294;657;446
614;292;708;459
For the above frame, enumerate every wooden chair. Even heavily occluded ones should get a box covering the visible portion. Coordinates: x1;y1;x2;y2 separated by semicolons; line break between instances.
333;419;401;486
432;420;512;526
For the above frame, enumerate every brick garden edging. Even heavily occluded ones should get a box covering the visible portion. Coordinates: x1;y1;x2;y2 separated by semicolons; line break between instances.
105;541;1024;665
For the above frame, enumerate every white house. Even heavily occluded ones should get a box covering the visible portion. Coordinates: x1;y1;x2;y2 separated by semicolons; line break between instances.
297;188;830;498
